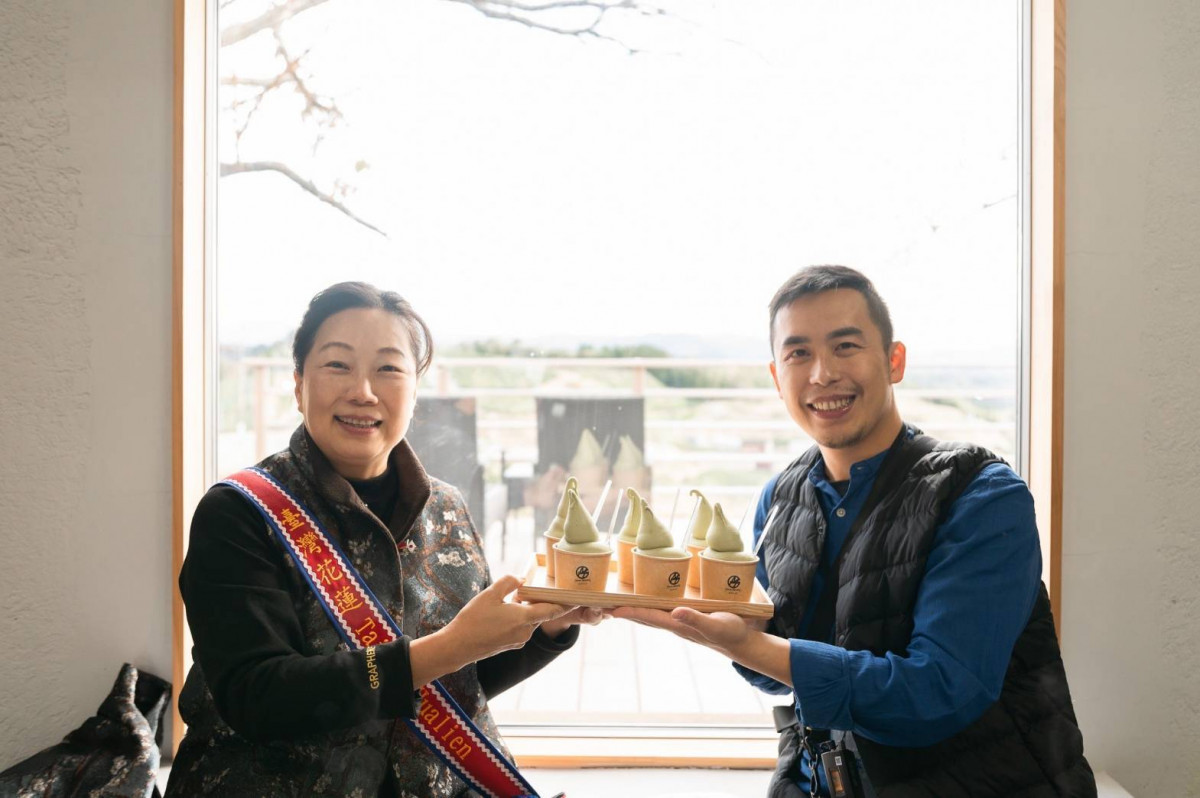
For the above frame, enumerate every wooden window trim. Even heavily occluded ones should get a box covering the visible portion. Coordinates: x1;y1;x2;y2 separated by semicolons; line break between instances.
171;0;1067;763
171;0;210;755
1029;0;1067;631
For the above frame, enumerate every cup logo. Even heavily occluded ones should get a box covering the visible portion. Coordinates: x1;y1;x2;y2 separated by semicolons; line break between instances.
727;575;742;590
668;571;681;587
575;565;590;580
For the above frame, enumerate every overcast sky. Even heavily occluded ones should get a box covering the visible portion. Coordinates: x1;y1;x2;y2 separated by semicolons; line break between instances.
216;0;1020;365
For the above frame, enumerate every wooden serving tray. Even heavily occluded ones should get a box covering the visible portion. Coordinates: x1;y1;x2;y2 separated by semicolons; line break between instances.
514;553;774;618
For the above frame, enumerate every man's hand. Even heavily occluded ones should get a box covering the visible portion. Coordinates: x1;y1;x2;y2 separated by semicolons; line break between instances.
614;607;763;653
612;606;790;686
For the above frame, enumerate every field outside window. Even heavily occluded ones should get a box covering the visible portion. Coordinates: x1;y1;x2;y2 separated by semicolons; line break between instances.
213;0;1023;738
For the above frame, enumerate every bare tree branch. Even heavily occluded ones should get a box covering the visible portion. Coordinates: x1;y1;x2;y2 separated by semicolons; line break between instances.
456;0;605;37
485;0;631;12
221;75;282;88
272;32;342;126
220;160;386;236
221;0;333;47
216;0;671;235
445;0;664;51
222;35;343;158
223;70;291;152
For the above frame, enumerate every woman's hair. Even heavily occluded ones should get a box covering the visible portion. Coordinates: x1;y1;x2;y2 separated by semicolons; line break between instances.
292;281;433;376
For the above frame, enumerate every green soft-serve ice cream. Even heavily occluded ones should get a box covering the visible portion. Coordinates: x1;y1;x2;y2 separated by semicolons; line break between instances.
632;502;690;598
683;489;714;589
698;502;759;602
552;489;612;591
569;427;609;498
612;434;651;501
613;435;643;472
543;476;578;579
569;428;612;524
615;487;644;584
569;428;607;474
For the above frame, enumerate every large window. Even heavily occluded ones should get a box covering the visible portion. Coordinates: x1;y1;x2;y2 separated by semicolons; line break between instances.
207;0;1025;748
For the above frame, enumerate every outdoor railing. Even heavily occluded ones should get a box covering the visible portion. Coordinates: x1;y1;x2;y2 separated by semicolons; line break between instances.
217;354;1017;729
222;355;1016;491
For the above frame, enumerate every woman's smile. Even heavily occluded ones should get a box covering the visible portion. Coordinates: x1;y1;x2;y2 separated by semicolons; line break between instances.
334;414;383;432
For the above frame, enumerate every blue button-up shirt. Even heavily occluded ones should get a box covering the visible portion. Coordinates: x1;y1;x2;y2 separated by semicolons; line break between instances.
737;435;1042;793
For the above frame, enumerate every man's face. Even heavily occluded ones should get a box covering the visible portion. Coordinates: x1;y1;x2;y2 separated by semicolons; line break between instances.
769;289;906;459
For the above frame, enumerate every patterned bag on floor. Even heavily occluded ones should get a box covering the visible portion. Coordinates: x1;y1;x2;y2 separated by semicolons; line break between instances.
0;663;171;798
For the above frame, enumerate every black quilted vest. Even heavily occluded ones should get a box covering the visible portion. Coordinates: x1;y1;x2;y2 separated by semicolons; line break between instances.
763;427;1096;797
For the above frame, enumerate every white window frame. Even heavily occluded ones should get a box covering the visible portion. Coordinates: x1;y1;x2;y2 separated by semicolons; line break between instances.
172;0;1067;761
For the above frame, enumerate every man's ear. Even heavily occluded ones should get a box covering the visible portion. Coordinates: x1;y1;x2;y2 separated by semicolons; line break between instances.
293;370;303;411
888;341;907;384
769;359;782;396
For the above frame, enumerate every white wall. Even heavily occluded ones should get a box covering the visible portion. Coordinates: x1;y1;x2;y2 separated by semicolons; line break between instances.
0;0;175;766
1;0;1198;790
1061;0;1200;795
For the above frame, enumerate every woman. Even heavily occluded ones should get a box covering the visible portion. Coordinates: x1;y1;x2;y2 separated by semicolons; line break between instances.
168;282;596;797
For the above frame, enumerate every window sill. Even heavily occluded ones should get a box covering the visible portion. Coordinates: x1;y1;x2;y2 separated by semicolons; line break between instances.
502;726;777;769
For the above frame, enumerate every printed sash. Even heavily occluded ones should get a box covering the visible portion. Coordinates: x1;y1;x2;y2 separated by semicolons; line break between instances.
222;467;541;798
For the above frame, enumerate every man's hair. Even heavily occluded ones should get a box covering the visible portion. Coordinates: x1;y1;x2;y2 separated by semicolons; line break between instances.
768;265;894;353
293;281;433;376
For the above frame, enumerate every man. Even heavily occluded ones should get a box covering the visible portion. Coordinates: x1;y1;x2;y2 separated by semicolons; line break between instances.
615;266;1095;797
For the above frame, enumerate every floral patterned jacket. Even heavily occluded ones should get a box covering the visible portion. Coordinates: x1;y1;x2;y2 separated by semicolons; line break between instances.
168;427;538;797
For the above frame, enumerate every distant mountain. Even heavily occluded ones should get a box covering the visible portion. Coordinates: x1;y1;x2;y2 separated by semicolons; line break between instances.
225;328;1015;369
435;333;1015;367
437;332;770;360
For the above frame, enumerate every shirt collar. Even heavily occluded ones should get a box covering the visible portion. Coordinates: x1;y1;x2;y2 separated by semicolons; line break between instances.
807;424;916;487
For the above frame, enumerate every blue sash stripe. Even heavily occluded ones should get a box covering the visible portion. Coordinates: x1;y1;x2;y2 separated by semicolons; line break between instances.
429;680;540;796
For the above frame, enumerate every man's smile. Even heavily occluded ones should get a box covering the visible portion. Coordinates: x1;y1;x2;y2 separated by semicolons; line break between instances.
807;395;856;419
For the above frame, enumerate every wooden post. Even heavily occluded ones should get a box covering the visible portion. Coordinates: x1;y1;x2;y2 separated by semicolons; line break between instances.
254;363;266;461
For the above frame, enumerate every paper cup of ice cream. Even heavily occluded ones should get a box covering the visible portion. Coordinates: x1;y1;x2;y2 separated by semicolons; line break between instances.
551;487;612;591
632;548;690;598
696;501;757;601
698;550;758;602
685;542;706;589
616;537;636;584
614;487;646;585
682;489;715;590
542;476;579;579
553;544;612;592
630;500;690;597
543;531;563;578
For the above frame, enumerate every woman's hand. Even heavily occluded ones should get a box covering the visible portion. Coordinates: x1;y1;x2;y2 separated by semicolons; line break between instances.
539;606;608;639
409;575;572;688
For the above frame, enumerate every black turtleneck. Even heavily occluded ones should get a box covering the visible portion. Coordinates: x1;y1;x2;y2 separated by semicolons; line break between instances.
180;472;577;742
347;468;400;529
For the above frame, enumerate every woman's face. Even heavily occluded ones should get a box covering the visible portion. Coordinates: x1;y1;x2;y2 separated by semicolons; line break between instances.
294;307;418;480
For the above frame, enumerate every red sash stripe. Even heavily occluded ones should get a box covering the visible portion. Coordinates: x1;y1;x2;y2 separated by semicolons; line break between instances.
221;467;539;798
